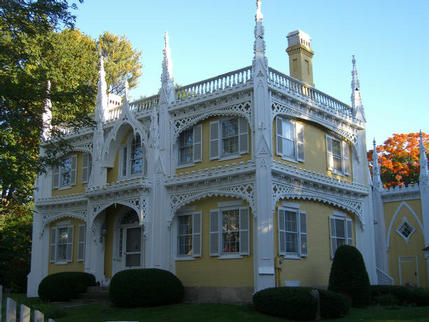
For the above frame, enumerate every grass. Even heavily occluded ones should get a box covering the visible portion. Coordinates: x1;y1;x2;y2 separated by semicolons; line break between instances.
3;293;429;321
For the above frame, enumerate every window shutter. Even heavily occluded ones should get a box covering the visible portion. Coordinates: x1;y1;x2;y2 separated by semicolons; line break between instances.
209;210;219;256
278;209;286;255
193;124;202;162
296;123;305;162
342;141;350;175
238;118;249;154
82;153;89;183
329;217;336;258
239;207;250;255
50;228;56;262
66;226;74;262
346;219;353;245
209;121;220;160
299;211;307;257
70;155;77;185
78;225;85;261
53;166;59;189
192;212;202;257
276;117;283;156
326;136;333;170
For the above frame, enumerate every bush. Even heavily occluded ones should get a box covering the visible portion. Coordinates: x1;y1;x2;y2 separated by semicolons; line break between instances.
318;289;350;319
38;272;96;301
328;245;371;307
253;287;317;320
109;268;184;307
371;285;429;306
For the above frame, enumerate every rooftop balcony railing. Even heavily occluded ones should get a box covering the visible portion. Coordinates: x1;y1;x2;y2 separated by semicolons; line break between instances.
268;67;355;120
174;66;252;103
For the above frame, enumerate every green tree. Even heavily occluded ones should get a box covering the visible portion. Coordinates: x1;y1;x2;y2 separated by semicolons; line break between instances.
99;31;142;95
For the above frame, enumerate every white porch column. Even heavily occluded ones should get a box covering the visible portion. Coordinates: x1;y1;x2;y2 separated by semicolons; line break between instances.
27;209;49;297
252;0;275;291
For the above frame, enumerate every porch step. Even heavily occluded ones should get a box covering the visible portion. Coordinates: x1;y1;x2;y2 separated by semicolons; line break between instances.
78;286;110;304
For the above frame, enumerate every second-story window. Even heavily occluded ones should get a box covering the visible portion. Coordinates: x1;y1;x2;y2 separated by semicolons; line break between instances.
120;134;144;178
276;116;305;162
326;135;350;175
209;117;248;160
178;125;202;166
53;154;77;189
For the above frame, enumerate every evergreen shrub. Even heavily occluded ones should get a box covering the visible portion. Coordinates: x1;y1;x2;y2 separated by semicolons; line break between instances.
252;287;317;320
328;245;371;307
318;289;350;319
109;268;184;307
371;285;429;306
38;272;96;301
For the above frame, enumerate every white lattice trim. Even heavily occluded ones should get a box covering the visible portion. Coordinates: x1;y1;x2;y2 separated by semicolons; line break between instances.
169;184;255;222
172;101;252;141
271;99;358;144
272;181;364;227
40;211;87;238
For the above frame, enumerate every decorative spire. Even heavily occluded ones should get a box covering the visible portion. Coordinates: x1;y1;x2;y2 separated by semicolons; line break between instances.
95;55;108;124
124;79;129;103
161;32;174;84
351;55;365;122
419;131;428;182
159;32;175;104
372;139;383;190
41;80;52;141
253;0;266;59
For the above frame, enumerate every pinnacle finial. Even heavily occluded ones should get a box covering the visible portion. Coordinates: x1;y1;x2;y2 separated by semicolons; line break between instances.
351;55;365;121
256;0;263;21
124;80;129;102
41;79;52;141
95;54;108;123
372;139;383;190
419;131;428;181
162;31;173;84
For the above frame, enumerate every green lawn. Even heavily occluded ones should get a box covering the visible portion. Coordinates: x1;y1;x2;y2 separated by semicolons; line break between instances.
3;293;429;321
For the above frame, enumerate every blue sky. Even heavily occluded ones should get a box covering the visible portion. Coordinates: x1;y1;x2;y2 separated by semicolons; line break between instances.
74;0;429;148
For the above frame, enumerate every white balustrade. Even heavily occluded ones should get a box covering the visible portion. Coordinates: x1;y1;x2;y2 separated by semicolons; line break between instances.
175;66;252;102
268;67;354;119
132;95;159;113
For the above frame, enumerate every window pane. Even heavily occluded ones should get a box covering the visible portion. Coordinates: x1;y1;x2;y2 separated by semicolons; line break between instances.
333;156;342;172
285;212;297;232
60;157;72;186
283;120;294;140
131;136;143;174
286;232;298;253
126;227;141;252
126;254;140;267
222;209;240;253
335;219;345;238
222;119;239;155
178;216;192;256
283;138;295;158
179;129;193;164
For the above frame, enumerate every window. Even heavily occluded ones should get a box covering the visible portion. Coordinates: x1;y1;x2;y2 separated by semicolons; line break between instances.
77;224;86;262
278;205;307;258
326;135;350;175
276;117;304;162
329;213;353;258
81;153;92;184
53;154;77;189
50;224;74;263
118;212;143;267
396;217;415;243
176;212;201;257
209;207;249;256
209;118;248;160
120;135;145;178
178;124;202;166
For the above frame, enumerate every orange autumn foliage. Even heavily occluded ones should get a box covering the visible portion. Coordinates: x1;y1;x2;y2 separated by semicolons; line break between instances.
367;132;429;188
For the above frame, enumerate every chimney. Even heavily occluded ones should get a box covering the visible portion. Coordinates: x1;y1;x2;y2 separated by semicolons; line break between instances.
286;30;314;86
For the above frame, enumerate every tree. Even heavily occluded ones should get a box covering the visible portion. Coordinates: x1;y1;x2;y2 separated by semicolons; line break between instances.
99;31;142;96
328;245;371;308
368;132;429;188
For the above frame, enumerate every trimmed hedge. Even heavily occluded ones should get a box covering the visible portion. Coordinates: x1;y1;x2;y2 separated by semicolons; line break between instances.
38;272;96;301
109;268;184;307
253;287;317;320
328;245;371;307
318;289;350;319
371;285;429;306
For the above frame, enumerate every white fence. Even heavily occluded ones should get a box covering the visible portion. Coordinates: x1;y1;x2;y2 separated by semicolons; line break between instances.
0;285;55;322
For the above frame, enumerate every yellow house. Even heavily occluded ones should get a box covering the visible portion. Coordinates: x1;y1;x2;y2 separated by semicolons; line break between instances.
27;1;429;301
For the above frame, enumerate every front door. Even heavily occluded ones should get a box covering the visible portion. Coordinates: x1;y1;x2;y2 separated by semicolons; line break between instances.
123;226;142;268
399;256;419;287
